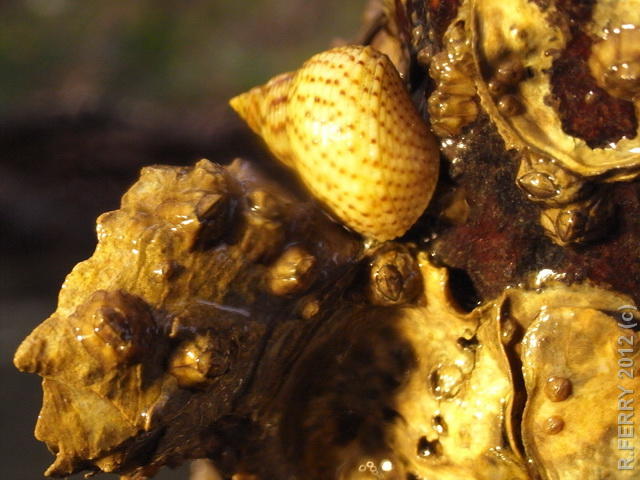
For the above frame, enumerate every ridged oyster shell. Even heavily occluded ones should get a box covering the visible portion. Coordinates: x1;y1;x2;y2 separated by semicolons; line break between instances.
469;0;640;181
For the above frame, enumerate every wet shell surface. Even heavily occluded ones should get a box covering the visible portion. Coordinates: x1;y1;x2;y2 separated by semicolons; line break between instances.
589;27;640;102
230;45;440;241
427;21;479;138
469;0;640;180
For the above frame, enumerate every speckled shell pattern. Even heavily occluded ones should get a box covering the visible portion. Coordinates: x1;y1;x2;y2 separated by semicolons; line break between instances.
230;45;440;241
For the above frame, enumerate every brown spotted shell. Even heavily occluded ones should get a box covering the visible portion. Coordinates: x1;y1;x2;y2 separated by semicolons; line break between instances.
230;45;440;241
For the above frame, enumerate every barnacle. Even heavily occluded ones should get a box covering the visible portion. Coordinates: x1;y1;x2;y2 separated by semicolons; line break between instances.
266;245;317;297
539;190;614;246
367;243;422;307
516;152;588;206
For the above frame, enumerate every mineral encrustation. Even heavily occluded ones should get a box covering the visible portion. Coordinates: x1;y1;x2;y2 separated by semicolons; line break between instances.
15;159;639;479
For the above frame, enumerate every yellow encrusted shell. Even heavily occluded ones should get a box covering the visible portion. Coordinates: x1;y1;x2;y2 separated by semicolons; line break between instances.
230;45;440;241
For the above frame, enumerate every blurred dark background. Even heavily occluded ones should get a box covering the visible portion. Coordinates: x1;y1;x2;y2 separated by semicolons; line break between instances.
0;1;366;478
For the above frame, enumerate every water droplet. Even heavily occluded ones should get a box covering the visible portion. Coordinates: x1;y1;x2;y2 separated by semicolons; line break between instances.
457;334;478;351
533;268;567;288
584;90;599;104
417;436;442;458
497;94;524;116
432;414;448;435
494;58;525;85
488;79;507;97
430;364;465;399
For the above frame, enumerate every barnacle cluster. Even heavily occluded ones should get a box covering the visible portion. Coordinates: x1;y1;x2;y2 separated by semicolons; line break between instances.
14;160;637;478
427;21;478;138
469;0;640;177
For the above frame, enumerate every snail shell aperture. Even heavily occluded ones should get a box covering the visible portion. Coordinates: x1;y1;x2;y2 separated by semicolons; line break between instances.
230;45;440;241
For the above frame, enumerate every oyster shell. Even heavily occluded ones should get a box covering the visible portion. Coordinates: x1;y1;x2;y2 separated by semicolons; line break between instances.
370;257;528;479
469;0;640;181
506;282;640;479
280;254;530;480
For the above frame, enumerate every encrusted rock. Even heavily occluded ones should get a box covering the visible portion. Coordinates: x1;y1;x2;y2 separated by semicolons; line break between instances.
13;158;361;478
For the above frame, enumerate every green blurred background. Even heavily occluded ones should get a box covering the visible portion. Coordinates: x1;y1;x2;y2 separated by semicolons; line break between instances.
0;1;366;478
1;0;365;117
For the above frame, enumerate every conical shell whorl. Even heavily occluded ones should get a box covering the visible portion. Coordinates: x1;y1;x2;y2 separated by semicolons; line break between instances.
230;71;296;168
230;45;440;241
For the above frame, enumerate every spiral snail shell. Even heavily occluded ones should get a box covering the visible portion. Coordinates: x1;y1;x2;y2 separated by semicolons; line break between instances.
230;45;440;241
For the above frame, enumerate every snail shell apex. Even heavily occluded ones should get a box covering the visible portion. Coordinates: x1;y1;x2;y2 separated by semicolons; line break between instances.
230;45;440;241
